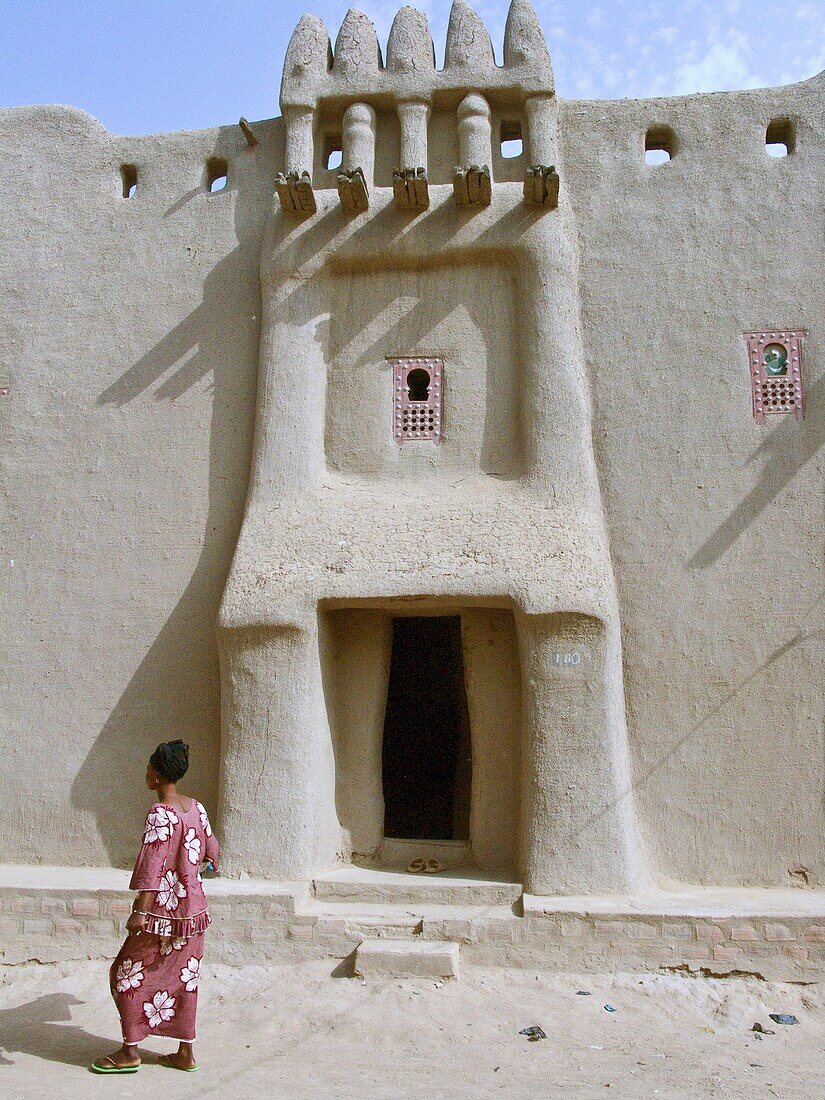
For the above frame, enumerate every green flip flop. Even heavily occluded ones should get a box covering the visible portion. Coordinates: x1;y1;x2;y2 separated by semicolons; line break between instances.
90;1056;140;1074
159;1056;199;1072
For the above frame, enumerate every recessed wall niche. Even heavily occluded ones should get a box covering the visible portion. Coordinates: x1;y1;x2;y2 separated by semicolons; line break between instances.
324;259;523;479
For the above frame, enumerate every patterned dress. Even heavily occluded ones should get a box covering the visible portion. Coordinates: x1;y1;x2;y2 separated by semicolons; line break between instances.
110;799;220;1044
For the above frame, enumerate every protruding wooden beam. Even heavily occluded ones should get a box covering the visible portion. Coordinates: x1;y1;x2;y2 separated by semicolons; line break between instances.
523;165;559;208
452;164;491;208
238;117;258;149
392;167;429;210
274;170;316;214
337;167;369;213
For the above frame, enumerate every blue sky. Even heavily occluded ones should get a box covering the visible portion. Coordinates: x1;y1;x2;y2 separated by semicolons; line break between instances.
2;0;823;135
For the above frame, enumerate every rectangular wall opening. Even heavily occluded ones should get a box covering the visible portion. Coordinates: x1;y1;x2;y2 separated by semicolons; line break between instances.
382;615;471;841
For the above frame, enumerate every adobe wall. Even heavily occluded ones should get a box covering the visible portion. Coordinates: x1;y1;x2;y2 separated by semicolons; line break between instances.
0;106;280;866
562;76;824;887
0;11;822;888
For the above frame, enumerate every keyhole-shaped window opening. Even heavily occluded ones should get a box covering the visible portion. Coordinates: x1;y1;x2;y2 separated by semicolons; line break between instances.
407;368;431;401
763;343;788;376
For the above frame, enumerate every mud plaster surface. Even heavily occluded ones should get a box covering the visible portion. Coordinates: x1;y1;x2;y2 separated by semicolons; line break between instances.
1;960;822;1097
1;8;822;887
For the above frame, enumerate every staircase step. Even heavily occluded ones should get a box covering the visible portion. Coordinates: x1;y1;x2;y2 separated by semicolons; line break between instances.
313;866;522;907
354;938;460;980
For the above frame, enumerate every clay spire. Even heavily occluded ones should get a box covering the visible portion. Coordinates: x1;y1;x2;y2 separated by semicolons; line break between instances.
280;14;332;105
444;0;495;71
333;9;384;79
386;7;435;73
503;0;553;84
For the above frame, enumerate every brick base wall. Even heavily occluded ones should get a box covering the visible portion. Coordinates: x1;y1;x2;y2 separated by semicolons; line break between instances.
1;872;823;980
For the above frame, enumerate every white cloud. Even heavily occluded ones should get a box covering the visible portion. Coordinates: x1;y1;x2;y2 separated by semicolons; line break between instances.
779;45;825;84
670;38;761;93
572;68;599;97
322;0;825;99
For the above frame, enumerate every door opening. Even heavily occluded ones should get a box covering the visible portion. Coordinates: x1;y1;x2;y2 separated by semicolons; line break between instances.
382;615;472;841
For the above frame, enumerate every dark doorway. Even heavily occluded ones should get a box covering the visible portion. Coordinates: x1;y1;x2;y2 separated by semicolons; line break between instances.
382;616;472;841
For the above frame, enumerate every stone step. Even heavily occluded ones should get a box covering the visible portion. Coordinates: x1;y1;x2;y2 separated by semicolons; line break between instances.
313;865;522;908
354;938;460;980
311;907;424;938
380;838;469;869
303;899;519;945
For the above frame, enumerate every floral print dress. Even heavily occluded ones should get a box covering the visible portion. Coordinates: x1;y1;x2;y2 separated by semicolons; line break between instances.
110;799;220;1044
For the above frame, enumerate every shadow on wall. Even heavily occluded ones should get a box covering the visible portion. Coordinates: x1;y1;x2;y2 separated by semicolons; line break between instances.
581;622;823;858
69;123;278;866
690;371;824;567
280;195;546;479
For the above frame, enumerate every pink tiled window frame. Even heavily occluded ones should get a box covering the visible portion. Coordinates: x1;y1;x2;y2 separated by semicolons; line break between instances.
388;356;444;446
744;330;805;424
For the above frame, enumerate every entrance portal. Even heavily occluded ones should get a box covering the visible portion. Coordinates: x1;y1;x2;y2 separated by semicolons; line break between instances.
382;616;471;841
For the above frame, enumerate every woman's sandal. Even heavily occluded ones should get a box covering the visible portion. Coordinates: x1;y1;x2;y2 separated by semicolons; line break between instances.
90;1055;140;1074
159;1054;199;1072
406;857;427;873
422;858;446;874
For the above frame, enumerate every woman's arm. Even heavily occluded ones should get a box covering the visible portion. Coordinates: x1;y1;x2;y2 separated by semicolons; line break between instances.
125;889;155;935
205;832;220;870
127;804;176;930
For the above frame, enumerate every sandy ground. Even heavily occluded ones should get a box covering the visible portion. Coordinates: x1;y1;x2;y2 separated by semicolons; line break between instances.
0;959;822;1098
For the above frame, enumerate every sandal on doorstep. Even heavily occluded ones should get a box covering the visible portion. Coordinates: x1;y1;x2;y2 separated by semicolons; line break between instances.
422;859;446;874
406;857;427;873
90;1056;140;1074
159;1055;199;1072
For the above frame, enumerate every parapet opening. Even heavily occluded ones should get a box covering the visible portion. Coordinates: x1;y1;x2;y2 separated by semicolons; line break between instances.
500;120;523;159
120;164;138;199
766;118;794;157
644;125;675;165
206;157;228;192
324;136;343;171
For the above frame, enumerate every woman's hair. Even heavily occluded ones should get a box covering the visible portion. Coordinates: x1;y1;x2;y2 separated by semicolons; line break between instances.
149;739;190;783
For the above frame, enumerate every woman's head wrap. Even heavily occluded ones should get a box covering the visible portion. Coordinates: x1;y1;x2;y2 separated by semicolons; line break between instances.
149;740;190;783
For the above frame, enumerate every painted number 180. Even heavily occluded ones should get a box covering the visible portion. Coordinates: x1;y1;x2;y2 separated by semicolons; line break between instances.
549;651;583;667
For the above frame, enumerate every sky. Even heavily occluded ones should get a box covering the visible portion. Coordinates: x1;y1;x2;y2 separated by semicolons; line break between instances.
1;0;823;135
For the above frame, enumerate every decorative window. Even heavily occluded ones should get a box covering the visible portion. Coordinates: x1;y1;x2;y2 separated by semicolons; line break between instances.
388;357;444;446
743;330;805;424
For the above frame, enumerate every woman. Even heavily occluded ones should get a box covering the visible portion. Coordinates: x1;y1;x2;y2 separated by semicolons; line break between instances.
92;739;220;1074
